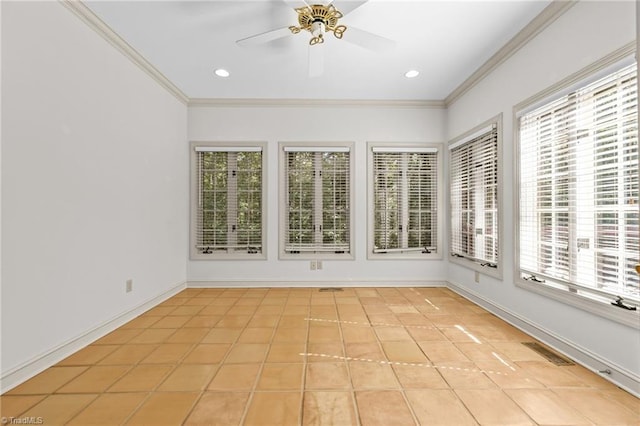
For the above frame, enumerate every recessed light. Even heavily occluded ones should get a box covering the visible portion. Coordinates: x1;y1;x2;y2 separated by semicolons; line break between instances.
405;70;420;78
214;68;230;78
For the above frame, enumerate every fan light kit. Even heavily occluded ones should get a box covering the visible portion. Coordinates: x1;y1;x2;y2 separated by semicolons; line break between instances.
289;4;346;46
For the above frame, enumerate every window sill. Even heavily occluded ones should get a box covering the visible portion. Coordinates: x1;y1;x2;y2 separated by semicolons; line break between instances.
279;252;355;261
449;256;502;280
190;253;267;261
368;252;442;261
516;278;640;329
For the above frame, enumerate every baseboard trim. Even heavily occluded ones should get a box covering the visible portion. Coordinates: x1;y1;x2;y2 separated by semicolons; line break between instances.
187;279;447;288
0;281;187;393
446;280;640;398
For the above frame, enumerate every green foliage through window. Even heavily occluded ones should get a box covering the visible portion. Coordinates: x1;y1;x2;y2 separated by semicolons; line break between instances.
373;150;437;253
196;149;262;254
285;150;350;253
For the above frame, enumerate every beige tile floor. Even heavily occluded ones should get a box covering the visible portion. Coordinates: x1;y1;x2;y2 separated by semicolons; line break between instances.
1;287;638;425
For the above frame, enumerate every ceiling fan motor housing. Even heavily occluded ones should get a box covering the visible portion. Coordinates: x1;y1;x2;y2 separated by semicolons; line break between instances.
291;4;347;44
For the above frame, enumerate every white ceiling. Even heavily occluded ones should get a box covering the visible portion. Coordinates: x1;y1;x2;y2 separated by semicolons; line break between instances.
85;0;552;101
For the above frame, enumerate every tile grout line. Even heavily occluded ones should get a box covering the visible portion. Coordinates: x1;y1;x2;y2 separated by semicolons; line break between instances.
297;296;312;426
62;294;199;425
126;290;249;424
385;288;423;426
4;287;636;425
226;297;267;426
121;292;211;425
178;291;256;426
237;290;289;426
334;291;362;426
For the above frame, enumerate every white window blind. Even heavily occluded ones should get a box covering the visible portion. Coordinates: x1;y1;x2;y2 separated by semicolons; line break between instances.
372;149;438;253
196;148;263;254
450;125;499;266
285;148;350;253
518;62;639;304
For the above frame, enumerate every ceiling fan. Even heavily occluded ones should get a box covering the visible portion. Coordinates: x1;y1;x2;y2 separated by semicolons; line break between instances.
236;0;395;77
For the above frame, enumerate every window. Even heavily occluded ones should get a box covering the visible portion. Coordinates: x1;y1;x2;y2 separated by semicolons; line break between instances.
449;117;501;276
190;142;266;259
280;143;354;258
368;144;442;259
516;58;639;320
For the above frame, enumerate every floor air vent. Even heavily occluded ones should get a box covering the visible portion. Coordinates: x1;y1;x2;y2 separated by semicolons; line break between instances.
319;287;344;292
522;342;575;366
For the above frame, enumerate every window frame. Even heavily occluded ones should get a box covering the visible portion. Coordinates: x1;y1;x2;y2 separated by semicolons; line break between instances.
448;114;503;279
189;141;268;260
367;142;443;260
279;141;355;260
514;47;639;328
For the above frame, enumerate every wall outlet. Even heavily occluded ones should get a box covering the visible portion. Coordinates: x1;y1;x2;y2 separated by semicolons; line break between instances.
474;271;480;283
310;260;317;270
316;260;323;270
126;279;133;293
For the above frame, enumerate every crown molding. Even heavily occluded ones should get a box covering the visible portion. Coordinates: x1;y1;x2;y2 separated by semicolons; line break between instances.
445;0;577;107
188;98;445;109
60;0;189;105
61;0;576;110
60;1;444;109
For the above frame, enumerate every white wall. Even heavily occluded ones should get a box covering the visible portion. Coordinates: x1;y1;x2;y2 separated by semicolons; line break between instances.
1;0;637;394
1;1;188;386
188;105;447;285
447;1;638;380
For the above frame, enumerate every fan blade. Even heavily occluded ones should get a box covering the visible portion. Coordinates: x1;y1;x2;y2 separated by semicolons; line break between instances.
330;0;369;16
236;27;293;47
308;44;324;78
342;26;395;52
282;0;310;10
